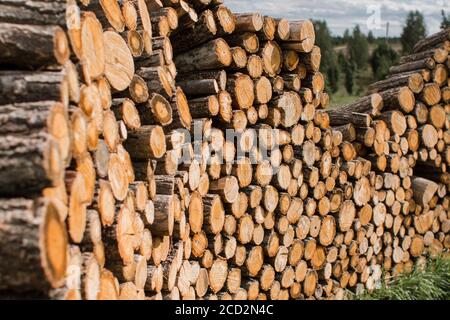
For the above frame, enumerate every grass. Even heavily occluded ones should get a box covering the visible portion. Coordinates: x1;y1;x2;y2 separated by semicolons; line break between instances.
354;255;450;300
329;87;360;107
329;39;403;108
329;67;375;108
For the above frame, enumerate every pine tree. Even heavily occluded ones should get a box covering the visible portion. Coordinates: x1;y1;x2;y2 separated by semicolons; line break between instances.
343;29;351;43
339;52;354;95
441;10;450;30
368;31;375;44
348;25;369;69
401;11;427;54
370;42;399;80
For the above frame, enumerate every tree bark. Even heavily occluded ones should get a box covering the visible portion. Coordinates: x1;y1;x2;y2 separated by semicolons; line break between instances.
0;198;68;292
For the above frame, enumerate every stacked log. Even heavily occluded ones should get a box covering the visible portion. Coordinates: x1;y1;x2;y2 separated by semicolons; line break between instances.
0;0;71;296
0;0;448;300
327;27;450;284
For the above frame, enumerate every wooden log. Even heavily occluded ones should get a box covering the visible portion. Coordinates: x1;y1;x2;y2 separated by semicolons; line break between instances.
432;64;448;86
326;110;371;127
254;76;273;105
122;0;138;30
103;30;135;91
0;0;67;26
226;73;255;109
379;87;415;114
170;87;193;130
270;75;285;94
137;66;174;98
209;258;228;293
125;75;149;104
152;195;175;236
401;47;449;64
226;32;259;54
0;99;71;163
134;0;153;54
389;57;435;75
81;12;106;81
174;38;232;72
303;72;325;94
0;70;69;106
151;7;179;30
209;176;239;204
260;41;283;77
188;95;220;118
234;13;263;33
280;39;314;53
203;194;225;235
281;74;301;91
178;79;219;97
145;36;173;64
152;14;170;37
83;0;126;32
246;54;264;79
0;23;69;69
0;198;67;292
69;107;88;160
411;177;438;206
211;5;236;34
275;18;290;41
413;28;450;53
137;93;172;126
257;16;276;41
124;125;167;160
111;98;141;130
66;0;83;60
299;46;321;72
283;50;300;72
378;111;407;136
176;0;199;25
333;124;356;142
420;83;442;106
171;9;217;53
368;73;424;95
177;70;227;91
270;91;302;128
284;20;315;43
0;133;62;196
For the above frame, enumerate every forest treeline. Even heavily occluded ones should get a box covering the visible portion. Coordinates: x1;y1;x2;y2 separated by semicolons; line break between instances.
316;10;450;100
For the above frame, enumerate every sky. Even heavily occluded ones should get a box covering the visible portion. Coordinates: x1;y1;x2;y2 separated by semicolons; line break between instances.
226;0;450;37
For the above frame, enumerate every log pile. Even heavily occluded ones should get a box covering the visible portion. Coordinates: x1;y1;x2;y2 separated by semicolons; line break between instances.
327;28;450;284
0;0;448;300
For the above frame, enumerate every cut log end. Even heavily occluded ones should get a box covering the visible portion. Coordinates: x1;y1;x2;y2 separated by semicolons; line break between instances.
261;41;282;77
41;199;68;289
215;38;233;67
149;126;167;159
174;88;193;130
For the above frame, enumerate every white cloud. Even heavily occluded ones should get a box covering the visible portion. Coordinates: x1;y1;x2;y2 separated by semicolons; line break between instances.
225;0;450;37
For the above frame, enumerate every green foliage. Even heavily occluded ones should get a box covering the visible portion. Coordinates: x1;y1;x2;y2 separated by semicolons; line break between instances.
313;20;340;93
343;29;351;43
401;11;427;54
367;31;375;44
338;52;354;95
348;25;369;69
370;42;399;80
327;65;340;93
356;256;450;300
442;10;450;30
